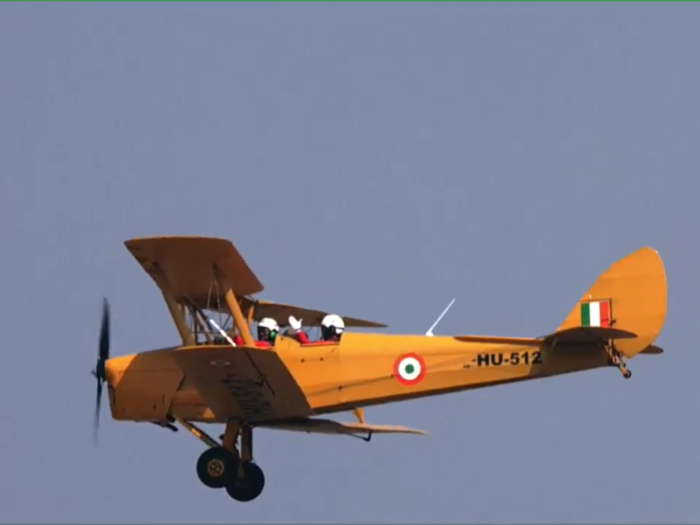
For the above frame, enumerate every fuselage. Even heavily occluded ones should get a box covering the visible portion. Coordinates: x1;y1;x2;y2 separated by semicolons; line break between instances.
104;331;609;423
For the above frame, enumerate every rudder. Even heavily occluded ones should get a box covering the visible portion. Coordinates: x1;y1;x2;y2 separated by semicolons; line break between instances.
557;247;667;358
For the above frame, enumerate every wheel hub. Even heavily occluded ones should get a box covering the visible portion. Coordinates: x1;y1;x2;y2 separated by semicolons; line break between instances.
207;459;225;477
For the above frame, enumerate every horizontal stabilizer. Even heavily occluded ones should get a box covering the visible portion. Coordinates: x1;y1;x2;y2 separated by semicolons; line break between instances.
256;418;427;437
454;328;638;348
640;344;664;355
540;326;638;345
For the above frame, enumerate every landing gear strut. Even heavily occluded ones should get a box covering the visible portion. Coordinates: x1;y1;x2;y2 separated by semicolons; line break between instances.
225;460;265;502
223;425;265;502
603;341;632;379
175;417;266;502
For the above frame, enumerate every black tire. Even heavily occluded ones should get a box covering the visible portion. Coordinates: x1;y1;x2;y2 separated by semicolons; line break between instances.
196;447;236;489
224;461;265;502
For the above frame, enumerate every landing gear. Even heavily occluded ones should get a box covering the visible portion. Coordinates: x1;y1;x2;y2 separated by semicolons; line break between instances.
225;461;265;502
223;424;264;502
196;447;236;488
196;447;265;501
603;341;632;379
175;417;266;503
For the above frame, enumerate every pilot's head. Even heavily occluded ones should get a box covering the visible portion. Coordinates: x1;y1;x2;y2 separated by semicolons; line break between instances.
257;317;279;343
321;314;345;342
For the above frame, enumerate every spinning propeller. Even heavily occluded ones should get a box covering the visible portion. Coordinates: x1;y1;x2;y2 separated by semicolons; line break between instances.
92;297;110;443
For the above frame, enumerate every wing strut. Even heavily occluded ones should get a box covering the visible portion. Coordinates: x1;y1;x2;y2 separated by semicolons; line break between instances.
213;264;256;347
186;298;277;395
152;264;196;346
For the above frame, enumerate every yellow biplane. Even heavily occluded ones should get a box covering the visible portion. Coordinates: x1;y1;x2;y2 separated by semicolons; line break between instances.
93;236;667;503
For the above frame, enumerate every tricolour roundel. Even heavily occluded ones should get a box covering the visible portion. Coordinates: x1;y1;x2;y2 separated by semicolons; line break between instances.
393;353;426;386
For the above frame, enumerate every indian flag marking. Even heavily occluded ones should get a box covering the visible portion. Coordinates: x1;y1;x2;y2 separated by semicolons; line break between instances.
580;300;611;327
393;353;426;386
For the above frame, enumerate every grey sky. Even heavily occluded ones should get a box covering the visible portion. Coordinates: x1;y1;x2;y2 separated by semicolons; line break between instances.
2;3;699;523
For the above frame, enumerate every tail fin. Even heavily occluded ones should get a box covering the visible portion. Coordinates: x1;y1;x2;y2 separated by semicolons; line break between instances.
556;247;667;358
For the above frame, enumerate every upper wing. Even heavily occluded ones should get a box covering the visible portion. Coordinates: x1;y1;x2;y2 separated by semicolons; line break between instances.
255;418;427;437
169;345;313;422
124;236;264;308
124;236;387;328
243;298;388;329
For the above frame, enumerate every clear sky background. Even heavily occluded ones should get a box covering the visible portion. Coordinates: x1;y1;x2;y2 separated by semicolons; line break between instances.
1;3;699;524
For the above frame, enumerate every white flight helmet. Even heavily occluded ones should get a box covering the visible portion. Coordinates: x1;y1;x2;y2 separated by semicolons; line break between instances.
257;317;279;342
321;314;345;341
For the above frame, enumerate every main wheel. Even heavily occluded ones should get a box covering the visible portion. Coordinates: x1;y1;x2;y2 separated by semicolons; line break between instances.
196;447;237;489
224;461;265;502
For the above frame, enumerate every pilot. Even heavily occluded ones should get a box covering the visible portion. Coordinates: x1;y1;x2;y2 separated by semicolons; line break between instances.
288;314;345;344
320;314;345;342
233;317;279;347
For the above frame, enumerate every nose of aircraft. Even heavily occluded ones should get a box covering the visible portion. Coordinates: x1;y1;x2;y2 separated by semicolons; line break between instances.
104;354;133;386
